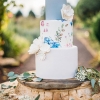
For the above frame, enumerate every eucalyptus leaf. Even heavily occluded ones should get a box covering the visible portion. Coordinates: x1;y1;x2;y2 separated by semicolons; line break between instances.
1;84;8;89
8;74;18;79
1;84;12;89
91;79;96;88
33;78;42;82
23;72;30;78
35;94;40;100
92;68;99;73
13;86;16;88
10;78;16;82
7;72;14;77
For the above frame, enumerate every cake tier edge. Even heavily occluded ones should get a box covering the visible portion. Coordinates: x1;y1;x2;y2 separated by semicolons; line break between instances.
35;46;78;79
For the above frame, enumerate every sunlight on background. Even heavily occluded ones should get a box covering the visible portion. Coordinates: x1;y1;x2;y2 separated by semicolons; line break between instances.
8;0;79;17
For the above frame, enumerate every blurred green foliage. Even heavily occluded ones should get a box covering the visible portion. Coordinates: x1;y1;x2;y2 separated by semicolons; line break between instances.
92;13;100;43
75;0;100;67
0;0;40;58
76;0;100;44
2;16;40;57
76;0;100;21
1;29;30;57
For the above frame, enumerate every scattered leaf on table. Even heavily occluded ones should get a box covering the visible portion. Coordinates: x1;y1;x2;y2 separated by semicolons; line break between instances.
7;72;14;77
23;72;30;78
91;79;96;88
35;94;40;100
1;84;12;89
8;74;19;79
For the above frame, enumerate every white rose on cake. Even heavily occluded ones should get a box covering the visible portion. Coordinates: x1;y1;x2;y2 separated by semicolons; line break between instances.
33;37;43;47
40;43;50;53
28;44;39;54
61;4;74;21
28;36;50;60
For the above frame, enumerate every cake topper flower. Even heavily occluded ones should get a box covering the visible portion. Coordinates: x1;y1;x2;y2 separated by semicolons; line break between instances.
28;36;50;61
61;4;74;21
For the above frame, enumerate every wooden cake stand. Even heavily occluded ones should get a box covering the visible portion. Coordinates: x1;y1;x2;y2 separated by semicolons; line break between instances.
14;70;100;100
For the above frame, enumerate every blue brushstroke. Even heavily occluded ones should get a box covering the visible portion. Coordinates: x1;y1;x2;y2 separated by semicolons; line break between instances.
44;37;60;48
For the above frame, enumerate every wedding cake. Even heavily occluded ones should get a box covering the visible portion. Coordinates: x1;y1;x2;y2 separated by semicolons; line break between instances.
28;0;78;79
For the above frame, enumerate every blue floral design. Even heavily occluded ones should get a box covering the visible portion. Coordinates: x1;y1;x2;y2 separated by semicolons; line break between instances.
44;37;60;48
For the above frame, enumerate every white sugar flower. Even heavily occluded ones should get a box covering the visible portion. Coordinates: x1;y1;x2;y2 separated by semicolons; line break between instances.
37;51;46;61
28;36;50;61
28;44;39;54
33;37;43;47
40;43;50;53
61;4;74;21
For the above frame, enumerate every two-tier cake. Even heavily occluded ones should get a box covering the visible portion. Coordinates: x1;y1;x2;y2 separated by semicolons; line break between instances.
28;0;78;79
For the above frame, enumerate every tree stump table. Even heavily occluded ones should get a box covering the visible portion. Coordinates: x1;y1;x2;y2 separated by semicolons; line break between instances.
15;71;100;100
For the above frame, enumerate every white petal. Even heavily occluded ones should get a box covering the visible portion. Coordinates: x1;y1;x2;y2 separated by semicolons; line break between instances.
40;44;50;53
37;51;46;61
28;44;39;54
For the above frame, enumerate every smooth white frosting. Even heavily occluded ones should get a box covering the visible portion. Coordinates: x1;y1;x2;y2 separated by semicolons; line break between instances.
36;46;78;79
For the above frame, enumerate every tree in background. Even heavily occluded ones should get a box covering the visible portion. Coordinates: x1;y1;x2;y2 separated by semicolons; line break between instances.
76;0;100;21
29;10;36;18
15;10;23;18
0;0;23;33
0;0;25;57
76;0;100;67
92;13;100;44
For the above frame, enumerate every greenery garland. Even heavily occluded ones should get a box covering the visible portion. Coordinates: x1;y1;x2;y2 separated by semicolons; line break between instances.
7;66;100;94
75;66;100;94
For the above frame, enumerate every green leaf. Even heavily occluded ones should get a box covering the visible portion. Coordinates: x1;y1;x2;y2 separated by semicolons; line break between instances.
1;84;12;89
7;72;14;77
1;84;8;89
8;74;18;79
13;86;16;88
10;78;16;82
33;78;42;82
23;72;30;78
91;79;96;88
92;68;99;73
35;95;40;100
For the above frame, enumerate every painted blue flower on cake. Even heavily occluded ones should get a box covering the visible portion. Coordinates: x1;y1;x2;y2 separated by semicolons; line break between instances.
44;37;60;48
